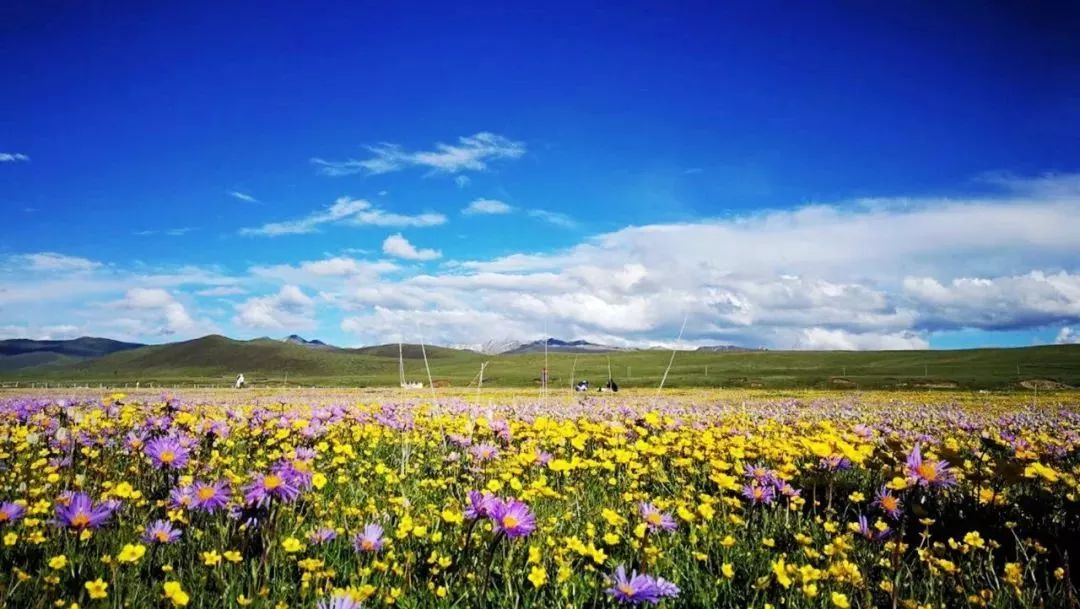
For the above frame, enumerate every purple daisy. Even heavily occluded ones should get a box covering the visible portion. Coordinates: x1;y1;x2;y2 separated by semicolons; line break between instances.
54;492;116;530
142;519;182;544
0;501;26;526
144;436;190;470
741;483;775;506
469;443;499;462
464;490;498;520
491;498;537;539
874;486;903;519
353;523;385;553
638;502;677;532
169;484;196;510
191;480;231;513
317;593;362;609
243;471;301;507
904;443;956;489
309;527;338;545
606;565;662;605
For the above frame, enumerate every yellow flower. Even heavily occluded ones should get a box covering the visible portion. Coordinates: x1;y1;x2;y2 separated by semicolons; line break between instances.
772;556;792;588
3;531;17;546
202;550;222;566
116;543;146;564
224;550;243;563
281;537;304;553
721;563;735;579
48;555;68;570
163;581;189;607
528;565;548;588
311;472;327;489
831;591;850;608
84;579;108;600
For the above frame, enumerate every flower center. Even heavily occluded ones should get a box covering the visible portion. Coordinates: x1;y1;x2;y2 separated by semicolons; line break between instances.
503;515;520;529
646;513;662;525
71;512;91;528
361;539;374;550
197;487;216;501
263;475;282;490
618;584;636;596
0;513;8;522
159;450;176;464
882;496;898;510
916;463;937;481
156;531;170;542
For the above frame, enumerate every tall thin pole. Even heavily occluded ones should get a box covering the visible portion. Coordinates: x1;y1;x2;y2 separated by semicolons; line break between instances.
657;313;688;396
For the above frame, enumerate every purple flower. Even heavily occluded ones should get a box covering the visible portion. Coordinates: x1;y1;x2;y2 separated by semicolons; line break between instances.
191;480;231;513
353;523;385;553
606;565;662;605
638;502;677;532
243;471;301;507
54;492;116;530
534;450;554;466
653;576;680;600
470;443;499;462
0;501;26;525
818;455;853;472
491;498;537;539
169;485;195;510
874;486;903;519
905;443;956;489
855;514;890;542
142;519;182;544
742;483;775;506
309;527;338;545
144;436;190;470
317;594;362;609
464;490;498;520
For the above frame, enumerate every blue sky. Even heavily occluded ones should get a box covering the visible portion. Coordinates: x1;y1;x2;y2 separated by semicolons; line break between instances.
2;1;1079;350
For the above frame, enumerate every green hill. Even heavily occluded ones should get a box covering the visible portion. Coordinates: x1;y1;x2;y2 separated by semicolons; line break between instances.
0;335;1077;390
0;336;145;371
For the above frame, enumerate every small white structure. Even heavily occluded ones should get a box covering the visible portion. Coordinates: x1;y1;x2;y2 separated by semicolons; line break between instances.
235;373;246;389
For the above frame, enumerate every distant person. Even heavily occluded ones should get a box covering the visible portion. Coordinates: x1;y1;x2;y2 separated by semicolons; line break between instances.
602;379;619;392
575;380;590;392
235;373;246;389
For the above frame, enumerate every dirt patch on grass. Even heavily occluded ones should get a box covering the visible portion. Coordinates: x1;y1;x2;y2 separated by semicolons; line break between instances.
1019;379;1072;390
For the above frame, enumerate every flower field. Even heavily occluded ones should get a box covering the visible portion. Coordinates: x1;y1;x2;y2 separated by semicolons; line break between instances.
0;389;1077;608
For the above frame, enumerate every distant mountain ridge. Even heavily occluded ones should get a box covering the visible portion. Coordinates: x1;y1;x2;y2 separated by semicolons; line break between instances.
281;334;338;350
0;337;145;371
504;338;626;354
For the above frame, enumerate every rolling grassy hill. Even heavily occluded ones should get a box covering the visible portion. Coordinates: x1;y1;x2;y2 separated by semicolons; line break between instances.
0;337;145;371
0;335;1077;390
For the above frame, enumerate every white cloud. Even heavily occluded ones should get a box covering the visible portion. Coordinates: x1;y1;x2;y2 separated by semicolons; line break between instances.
527;208;578;229
134;227;195;237
795;328;929;350
311;132;525;176
250;257;398;287
229;191;259;203
463;198;513;215
1057;327;1079;344
903;272;1080;331
0;153;29;162
240;197;446;236
115;288;213;337
0;324;81;340
382;234;442;261
14;252;102;272
455;175;471;188
235;285;316;330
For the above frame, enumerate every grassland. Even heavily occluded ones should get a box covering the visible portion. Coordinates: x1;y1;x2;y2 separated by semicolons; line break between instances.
1;335;1077;390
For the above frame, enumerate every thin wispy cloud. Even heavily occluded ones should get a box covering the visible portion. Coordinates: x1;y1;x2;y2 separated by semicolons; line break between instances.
134;227;196;237
382;233;442;261
229;191;259;203
0;152;29;162
527;208;578;229
462;198;513;215
311;132;525;177
240;197;447;236
454;175;471;188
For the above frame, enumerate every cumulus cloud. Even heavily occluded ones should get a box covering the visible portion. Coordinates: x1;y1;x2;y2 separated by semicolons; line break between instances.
0;324;81;340
0;152;29;162
336;174;1080;349
235;285;316;330
382;234;442;261
115;288;212;337
311;132;525;176
1057;327;1079;344
250;257;398;287
462;198;513;215
240;197;446;236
